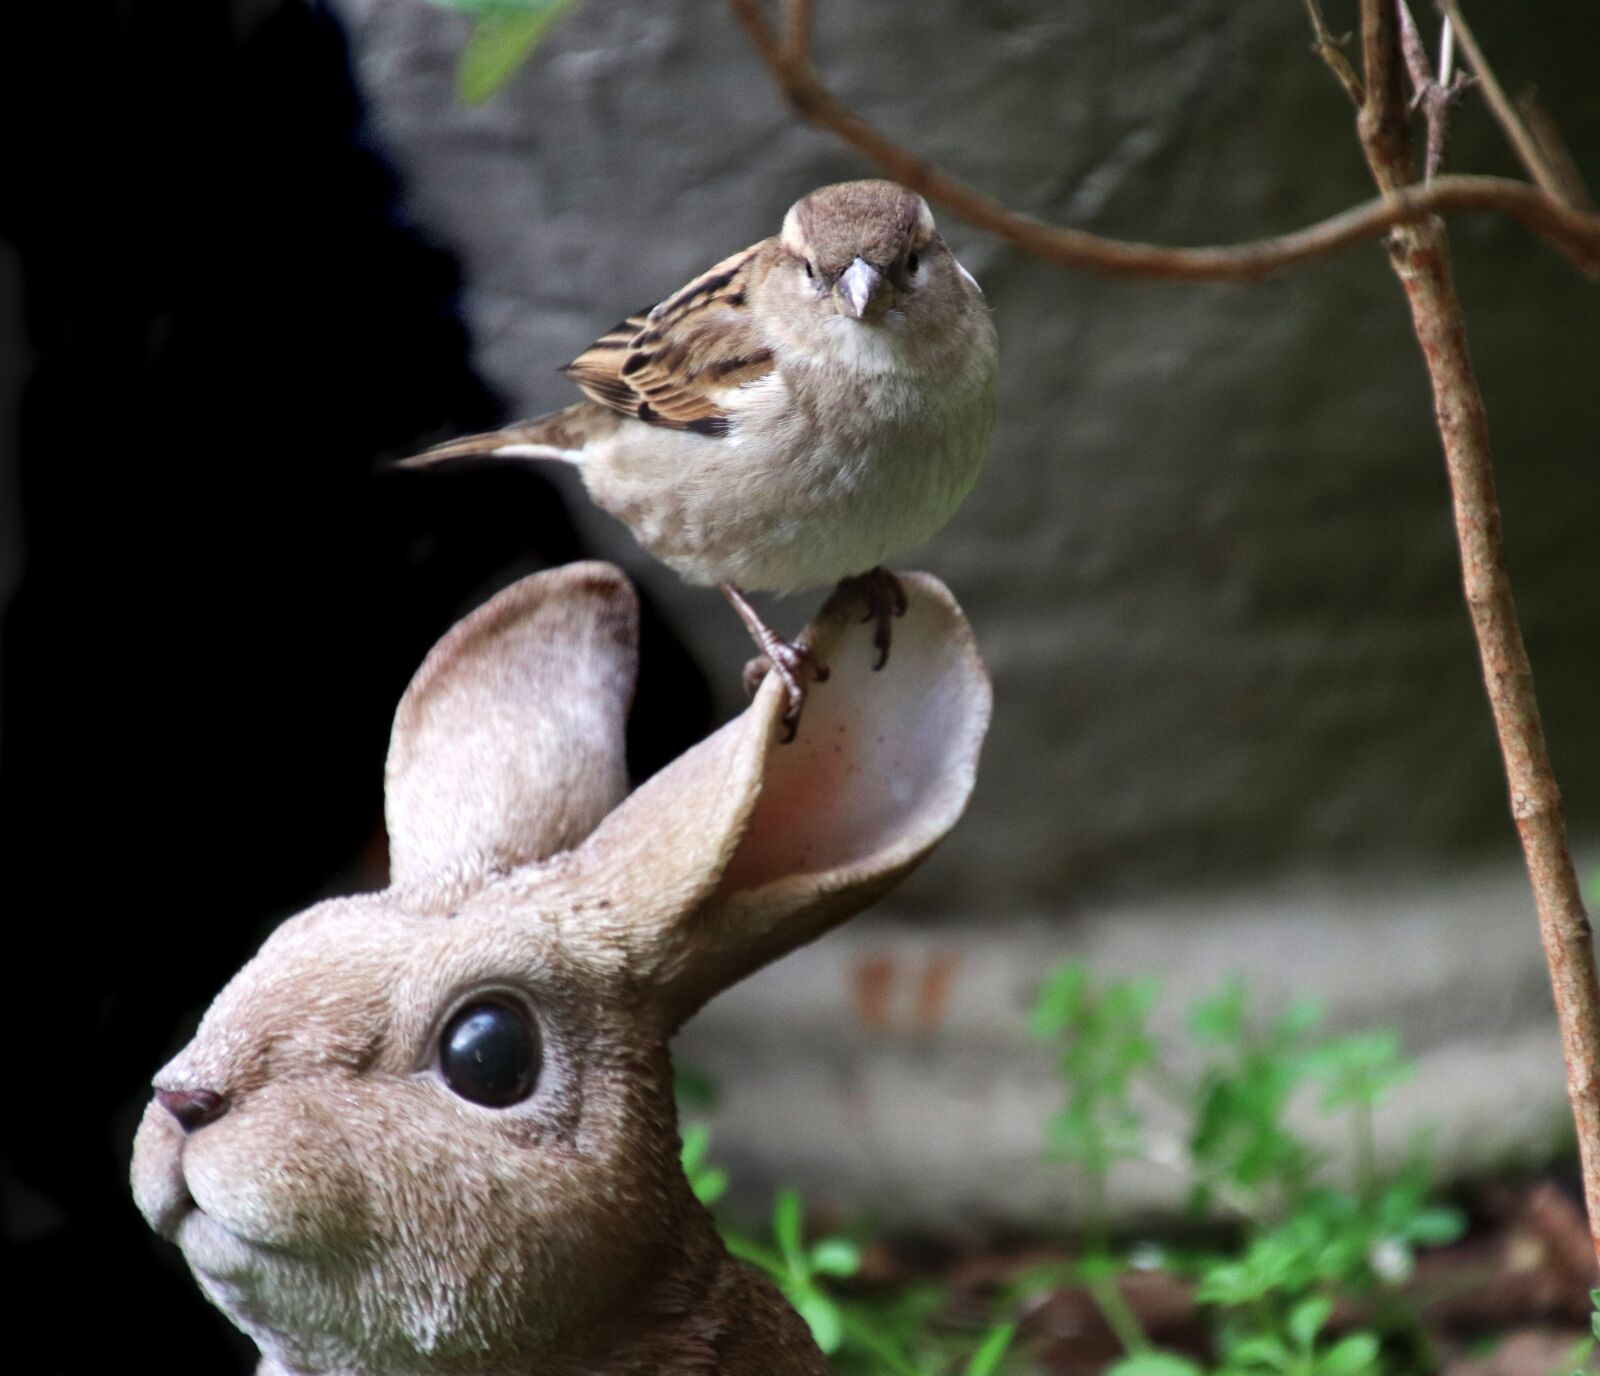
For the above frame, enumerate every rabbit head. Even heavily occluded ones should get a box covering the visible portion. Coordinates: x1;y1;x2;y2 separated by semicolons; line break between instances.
131;561;990;1375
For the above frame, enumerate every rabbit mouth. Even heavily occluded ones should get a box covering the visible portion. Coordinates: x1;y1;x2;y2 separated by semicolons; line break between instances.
148;1182;195;1242
178;1206;274;1281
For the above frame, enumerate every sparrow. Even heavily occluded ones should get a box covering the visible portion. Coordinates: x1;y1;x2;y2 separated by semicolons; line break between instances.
405;180;998;730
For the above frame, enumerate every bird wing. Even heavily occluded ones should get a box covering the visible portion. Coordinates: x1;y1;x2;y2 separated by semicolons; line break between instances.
562;242;777;437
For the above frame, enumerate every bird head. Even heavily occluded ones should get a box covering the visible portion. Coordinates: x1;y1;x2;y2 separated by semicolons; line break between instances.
779;180;971;326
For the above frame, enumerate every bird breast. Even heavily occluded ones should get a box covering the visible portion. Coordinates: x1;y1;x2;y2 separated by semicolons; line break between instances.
579;310;997;595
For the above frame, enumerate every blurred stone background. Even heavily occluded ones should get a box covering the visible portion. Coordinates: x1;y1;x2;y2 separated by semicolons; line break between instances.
327;0;1600;1220
1;3;1597;1367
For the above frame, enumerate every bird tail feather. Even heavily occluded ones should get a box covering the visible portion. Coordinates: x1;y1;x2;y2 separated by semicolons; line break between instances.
397;409;588;470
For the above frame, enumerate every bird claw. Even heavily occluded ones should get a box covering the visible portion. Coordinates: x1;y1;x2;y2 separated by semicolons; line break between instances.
840;567;908;671
721;583;834;742
743;641;830;741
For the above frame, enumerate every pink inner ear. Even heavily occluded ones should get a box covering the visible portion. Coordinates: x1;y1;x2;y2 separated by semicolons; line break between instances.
718;586;982;895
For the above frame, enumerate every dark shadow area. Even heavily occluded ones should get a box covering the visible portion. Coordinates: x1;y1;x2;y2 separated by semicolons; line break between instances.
0;2;711;1365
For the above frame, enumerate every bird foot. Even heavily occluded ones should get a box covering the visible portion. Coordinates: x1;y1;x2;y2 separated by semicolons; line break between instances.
742;641;830;740
839;566;908;670
721;583;830;742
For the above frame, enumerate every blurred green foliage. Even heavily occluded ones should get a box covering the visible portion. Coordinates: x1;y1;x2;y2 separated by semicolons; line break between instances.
424;0;579;103
682;1125;1019;1373
1035;963;1464;1376
679;960;1482;1374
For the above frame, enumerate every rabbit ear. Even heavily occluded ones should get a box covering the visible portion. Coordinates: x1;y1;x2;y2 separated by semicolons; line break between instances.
560;573;990;1026
385;562;638;890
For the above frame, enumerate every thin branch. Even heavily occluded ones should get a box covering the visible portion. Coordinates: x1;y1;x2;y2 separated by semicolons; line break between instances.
1399;2;1434;97
1358;0;1410;170
737;0;1600;1268
1342;0;1600;1270
780;0;809;66
726;0;1600;282
1304;0;1364;106
1515;86;1597;213
1438;1;1575;207
1399;2;1471;180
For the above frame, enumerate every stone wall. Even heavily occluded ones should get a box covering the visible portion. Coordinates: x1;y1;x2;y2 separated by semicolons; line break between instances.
334;0;1600;1219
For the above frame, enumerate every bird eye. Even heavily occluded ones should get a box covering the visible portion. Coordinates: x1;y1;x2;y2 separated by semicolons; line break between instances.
439;999;540;1107
905;250;920;274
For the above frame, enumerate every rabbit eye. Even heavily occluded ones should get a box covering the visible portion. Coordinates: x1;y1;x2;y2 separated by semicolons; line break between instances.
439;1000;540;1107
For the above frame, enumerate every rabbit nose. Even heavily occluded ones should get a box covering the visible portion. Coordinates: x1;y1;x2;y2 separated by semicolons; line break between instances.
155;1087;229;1133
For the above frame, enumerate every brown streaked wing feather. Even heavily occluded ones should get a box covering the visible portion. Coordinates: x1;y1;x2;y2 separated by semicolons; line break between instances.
561;243;777;437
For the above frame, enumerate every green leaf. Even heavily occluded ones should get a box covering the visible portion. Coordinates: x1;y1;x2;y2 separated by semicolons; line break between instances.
1107;1353;1206;1376
1402;1205;1465;1247
1278;998;1324;1040
723;1231;785;1278
1031;962;1089;1038
1189;977;1247;1044
773;1188;806;1273
1195;1261;1253;1306
1077;1249;1124;1282
1225;1335;1293;1371
679;1122;711;1171
1289;1296;1332;1351
1305;1031;1411;1110
965;1322;1019;1376
426;0;564;15
457;0;577;104
679;1122;728;1205
794;1288;844;1354
838;1307;927;1376
690;1166;728;1207
1196;1219;1327;1306
808;1237;861;1278
1315;1333;1381;1376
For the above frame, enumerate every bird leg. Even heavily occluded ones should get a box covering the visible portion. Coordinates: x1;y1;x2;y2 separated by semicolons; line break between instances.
839;566;908;670
720;584;830;740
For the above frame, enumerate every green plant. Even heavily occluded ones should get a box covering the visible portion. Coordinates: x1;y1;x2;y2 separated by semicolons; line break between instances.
423;0;581;103
674;965;1467;1375
723;1189;861;1354
1030;963;1467;1376
677;1116;1018;1374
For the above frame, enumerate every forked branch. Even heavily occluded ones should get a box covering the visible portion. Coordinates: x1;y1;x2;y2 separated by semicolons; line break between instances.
1438;0;1593;209
732;0;1600;1267
728;0;1600;281
1335;0;1600;1269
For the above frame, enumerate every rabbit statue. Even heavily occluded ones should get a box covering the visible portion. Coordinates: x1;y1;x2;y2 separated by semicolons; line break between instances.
132;560;991;1374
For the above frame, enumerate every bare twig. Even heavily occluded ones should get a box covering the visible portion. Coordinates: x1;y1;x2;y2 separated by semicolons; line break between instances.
733;0;1600;1265
1304;0;1364;106
1339;0;1600;1269
1399;3;1470;179
1358;0;1409;158
727;0;1600;281
1516;87;1597;213
1438;1;1577;207
780;0;809;66
1399;2;1434;96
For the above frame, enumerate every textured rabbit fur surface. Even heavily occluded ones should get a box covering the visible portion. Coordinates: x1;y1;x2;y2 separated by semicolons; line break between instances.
131;560;991;1376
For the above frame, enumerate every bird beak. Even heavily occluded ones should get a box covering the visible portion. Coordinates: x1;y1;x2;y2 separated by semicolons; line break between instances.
836;257;885;320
